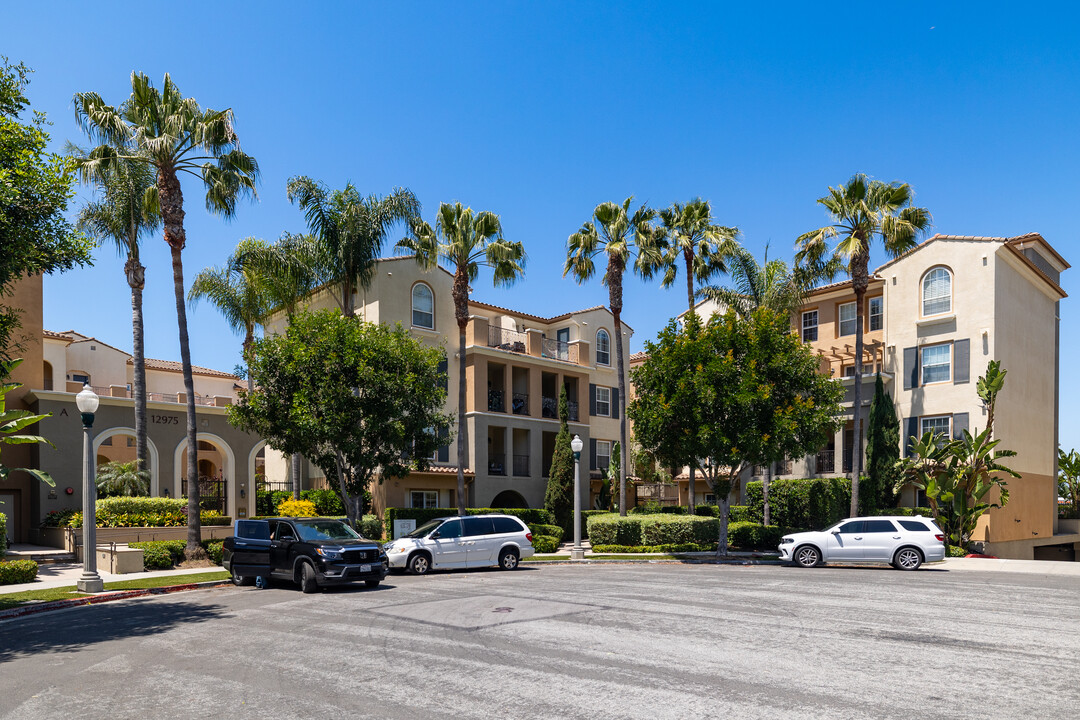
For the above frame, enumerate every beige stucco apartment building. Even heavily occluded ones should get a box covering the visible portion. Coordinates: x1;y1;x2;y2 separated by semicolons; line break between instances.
673;233;1071;559
263;256;631;517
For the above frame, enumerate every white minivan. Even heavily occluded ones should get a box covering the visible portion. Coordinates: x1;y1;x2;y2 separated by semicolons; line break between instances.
383;514;535;574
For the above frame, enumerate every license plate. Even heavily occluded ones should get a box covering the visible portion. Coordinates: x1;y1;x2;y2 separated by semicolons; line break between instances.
359;564;371;573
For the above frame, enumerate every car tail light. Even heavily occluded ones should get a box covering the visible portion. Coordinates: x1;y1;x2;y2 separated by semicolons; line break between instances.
935;534;945;542
526;532;533;542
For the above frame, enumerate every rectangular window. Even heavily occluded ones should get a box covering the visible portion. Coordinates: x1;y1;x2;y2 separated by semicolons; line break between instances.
869;297;883;331
921;344;951;384
839;302;857;336
71;373;89;384
410;490;438;509
595;440;611;471
595;386;611;417
921;415;951;441
801;311;818;342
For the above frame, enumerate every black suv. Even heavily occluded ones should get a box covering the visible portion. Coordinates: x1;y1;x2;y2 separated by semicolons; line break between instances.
223;517;388;593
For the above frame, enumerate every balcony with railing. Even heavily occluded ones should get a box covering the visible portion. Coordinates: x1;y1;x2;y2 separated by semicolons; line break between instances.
488;389;505;413
816;449;835;474
513;454;530;477
541;396;579;421
487;326;527;354
85;385;222;406
541;338;578;364
511;392;528;415
488;452;506;476
842;447;853;474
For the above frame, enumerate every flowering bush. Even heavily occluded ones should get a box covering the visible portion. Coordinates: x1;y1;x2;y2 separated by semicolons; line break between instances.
277;498;318;517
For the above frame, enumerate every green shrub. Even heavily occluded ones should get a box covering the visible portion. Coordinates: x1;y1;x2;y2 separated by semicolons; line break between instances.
529;524;565;543
356;515;383;540
130;540;186;568
629;500;664;514
580;510;609;539
729;505;752;523
946;545;969;557
0;512;6;555
727;522;786;550
40;507;80;528
591;543;714;553
202;540;224;565
745;478;850;529
0;559;39;584
659;505;687;514
886;507;935;518
63;497;231;529
587;513;719;546
301;488;346;516
531;535;560;553
383;507;554;537
694;504;719;517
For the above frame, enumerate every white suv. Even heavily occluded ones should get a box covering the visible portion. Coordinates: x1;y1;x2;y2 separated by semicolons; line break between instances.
778;516;946;570
383;514;535;575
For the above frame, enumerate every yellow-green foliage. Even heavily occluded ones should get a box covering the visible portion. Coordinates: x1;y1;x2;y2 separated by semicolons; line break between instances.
277;498;318;517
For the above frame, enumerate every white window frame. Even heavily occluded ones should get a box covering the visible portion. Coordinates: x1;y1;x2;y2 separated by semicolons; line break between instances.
596;440;611;471
922;267;952;317
596;329;610;366
869;296;883;332
801;310;818;342
410;490;439;509
921;343;951;384
921;415;952;443
411;283;434;329
839;302;857;336
595;386;611;417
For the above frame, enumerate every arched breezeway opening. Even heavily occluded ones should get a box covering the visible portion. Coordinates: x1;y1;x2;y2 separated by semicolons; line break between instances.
92;427;160;495
173;433;236;517
490;490;528;509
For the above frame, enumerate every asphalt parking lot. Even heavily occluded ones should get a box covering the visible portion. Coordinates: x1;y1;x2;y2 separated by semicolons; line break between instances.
2;562;1079;720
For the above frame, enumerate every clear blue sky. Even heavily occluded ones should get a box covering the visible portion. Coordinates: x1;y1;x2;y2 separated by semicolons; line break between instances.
6;2;1079;449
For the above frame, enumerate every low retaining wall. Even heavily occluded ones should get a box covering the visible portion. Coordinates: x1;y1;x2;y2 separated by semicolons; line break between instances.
37;526;234;553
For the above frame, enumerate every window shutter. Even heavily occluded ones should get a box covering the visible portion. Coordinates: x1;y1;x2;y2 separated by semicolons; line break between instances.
590;438;597;471
903;347;918;389
589;384;597;416
953;339;969;384
437;358;448;391
611;388;619;419
905;417;920;456
952;412;969;439
437;426;449;463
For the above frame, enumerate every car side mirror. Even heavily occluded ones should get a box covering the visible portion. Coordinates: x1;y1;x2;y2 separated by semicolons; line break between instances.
831;529;841;534
429;531;440;539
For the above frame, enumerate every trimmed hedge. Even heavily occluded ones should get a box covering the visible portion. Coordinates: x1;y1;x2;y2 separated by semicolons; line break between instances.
587;513;719;546
727;522;786;551
745;478;850;530
0;559;38;585
529;524;564;543
130;540;186;569
300;489;346;516
356;515;383;540
0;512;6;555
384;507;555;537
659;506;688;515
203;540;224;565
580;510;608;539
592;543;714;553
887;507;935;518
531;535;560;553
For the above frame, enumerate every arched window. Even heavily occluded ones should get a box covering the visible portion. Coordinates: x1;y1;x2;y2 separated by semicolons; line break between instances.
596;329;610;366
412;283;434;329
922;267;952;316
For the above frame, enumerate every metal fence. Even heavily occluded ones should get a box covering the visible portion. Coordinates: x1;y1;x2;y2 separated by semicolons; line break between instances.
488;326;527;353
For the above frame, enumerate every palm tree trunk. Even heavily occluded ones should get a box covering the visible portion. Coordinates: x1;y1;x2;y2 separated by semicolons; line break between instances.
684;249;696;511
453;267;470;515
127;257;148;493
608;257;628;517
850;252;869;518
291;452;301;501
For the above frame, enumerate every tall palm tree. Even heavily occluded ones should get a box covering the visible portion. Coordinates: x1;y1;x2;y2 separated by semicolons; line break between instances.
701;244;838;523
188;238;275;393
796;174;931;517
286;177;420;317
565;198;660;516
642;198;737;509
397;202;526;515
74;73;259;556
71;149;160;487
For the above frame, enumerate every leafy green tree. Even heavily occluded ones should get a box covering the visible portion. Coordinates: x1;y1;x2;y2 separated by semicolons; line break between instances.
544;384;574;532
863;373;900;514
897;361;1019;549
230;310;453;527
74;72;259;556
1;58;92;359
398;202;526;514
0;359;55;486
189;238;275;392
1058;449;1080;518
72;149;160;478
96;459;150;497
796;174;932;516
287;177;420;316
566;198;661;515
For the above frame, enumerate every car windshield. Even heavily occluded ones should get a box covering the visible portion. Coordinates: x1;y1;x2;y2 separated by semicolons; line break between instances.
406;519;446;538
294;520;362;542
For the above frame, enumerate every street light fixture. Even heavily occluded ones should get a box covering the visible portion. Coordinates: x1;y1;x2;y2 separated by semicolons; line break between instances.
75;385;103;593
571;435;584;560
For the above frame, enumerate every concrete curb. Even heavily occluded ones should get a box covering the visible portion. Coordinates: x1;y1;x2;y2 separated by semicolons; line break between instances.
524;557;784;566
0;580;232;622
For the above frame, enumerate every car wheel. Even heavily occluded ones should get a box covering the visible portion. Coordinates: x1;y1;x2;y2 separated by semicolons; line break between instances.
498;548;520;570
299;562;320;593
408;552;431;575
794;545;821;568
230;568;254;586
365;579;381;588
894;547;923;571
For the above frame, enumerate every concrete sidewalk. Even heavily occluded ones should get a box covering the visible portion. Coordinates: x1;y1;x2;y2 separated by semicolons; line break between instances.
0;561;226;594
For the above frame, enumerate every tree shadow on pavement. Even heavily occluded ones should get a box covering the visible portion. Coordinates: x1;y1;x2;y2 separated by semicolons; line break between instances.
0;597;225;663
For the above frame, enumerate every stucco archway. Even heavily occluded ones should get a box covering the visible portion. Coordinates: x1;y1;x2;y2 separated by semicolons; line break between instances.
92;427;160;495
173;433;237;517
490;490;528;509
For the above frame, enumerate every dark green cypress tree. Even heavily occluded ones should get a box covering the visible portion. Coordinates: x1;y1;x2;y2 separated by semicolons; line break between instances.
545;384;575;532
863;373;900;513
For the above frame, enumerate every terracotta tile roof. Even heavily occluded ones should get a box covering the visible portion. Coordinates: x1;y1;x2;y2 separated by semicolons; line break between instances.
468;300;633;330
134;357;240;380
411;465;475;476
43;329;73;340
629;351;649;363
